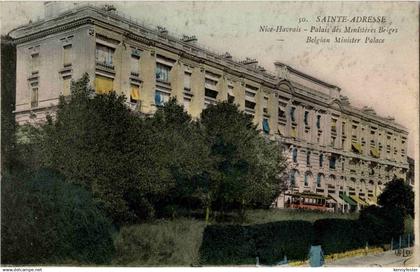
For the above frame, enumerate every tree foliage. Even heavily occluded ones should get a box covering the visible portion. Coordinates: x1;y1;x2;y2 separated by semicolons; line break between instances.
377;178;414;217
16;75;287;225
1;169;115;265
200;102;287;214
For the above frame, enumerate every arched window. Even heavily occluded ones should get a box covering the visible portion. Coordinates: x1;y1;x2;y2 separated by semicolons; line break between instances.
317;173;322;187
292;148;298;163
289;169;297;186
319;153;323;167
329;155;337;169
306;151;311;166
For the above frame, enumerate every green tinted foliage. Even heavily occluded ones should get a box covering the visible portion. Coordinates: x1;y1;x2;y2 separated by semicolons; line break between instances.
378;178;414;217
1;169;115;265
313;219;366;254
200;102;287;212
15;75;286;225
199;220;313;265
359;205;405;245
113;219;206;266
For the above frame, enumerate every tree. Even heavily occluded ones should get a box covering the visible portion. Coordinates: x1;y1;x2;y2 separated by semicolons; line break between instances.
358;205;405;245
199;102;287;220
1;168;115;265
378;178;414;217
127;98;211;219
1;35;17;172
30;74;144;224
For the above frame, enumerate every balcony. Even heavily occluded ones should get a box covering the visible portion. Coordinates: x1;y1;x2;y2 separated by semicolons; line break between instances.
96;61;115;74
126;100;142;112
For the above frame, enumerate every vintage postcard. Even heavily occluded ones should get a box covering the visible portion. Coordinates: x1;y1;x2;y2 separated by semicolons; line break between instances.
1;1;419;269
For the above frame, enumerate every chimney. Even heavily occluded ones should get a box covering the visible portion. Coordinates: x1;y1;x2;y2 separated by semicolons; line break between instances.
44;2;78;19
274;62;289;79
181;35;197;45
44;2;61;18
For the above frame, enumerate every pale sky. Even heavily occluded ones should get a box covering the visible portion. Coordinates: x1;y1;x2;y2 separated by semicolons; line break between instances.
1;1;419;157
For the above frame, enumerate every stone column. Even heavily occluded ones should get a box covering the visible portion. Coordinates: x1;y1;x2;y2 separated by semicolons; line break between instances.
139;49;156;114
268;91;278;136
189;66;205;118
169;61;184;104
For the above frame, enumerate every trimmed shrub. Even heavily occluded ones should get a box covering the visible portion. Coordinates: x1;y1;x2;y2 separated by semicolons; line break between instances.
254;221;313;264
112;219;206;266
359;205;405;245
313;219;366;254
199;220;313;265
200;224;257;265
1;169;115;265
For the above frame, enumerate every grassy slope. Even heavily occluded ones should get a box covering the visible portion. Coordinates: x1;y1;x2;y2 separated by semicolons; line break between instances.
244;209;358;225
112;219;206;266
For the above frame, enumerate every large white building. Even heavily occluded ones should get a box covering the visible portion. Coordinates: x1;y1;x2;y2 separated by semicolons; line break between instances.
9;3;409;212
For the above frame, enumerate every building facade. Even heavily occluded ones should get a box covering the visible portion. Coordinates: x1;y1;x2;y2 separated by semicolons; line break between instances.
9;3;409;212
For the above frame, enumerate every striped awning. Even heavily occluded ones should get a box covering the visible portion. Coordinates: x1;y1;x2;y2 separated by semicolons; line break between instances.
366;197;378;206
370;148;380;158
328;194;341;203
339;193;356;206
352;142;363;154
350;195;369;206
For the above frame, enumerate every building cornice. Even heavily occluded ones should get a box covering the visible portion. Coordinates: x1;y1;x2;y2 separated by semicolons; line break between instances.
9;4;408;135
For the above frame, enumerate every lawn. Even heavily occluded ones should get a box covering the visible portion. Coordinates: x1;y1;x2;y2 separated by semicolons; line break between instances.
244;209;358;225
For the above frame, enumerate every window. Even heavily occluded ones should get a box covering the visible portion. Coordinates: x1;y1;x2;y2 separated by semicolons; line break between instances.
205;88;218;100
316;174;322;187
96;43;114;67
31;53;40;72
245;86;256;114
130;84;140;103
204;86;218;98
331;118;337;132
184;72;191;91
245;100;256;110
95;75;113;94
227;84;234;103
331;136;336;147
263;97;269;114
329;156;336;170
306;151;311;166
154;90;170;106
319;153;323;167
30;82;38;108
289;170;296;186
290;107;296;122
156;63;170;83
62;76;71;96
292;148;298;163
262;118;270;134
304;111;309;126
63;44;72;66
245;90;256;100
183;97;191;111
304;173;309;186
316;115;321;129
130;55;140;76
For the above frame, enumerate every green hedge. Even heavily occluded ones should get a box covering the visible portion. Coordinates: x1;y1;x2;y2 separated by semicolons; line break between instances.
1;169;115;265
313;219;366;255
199;220;313;265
